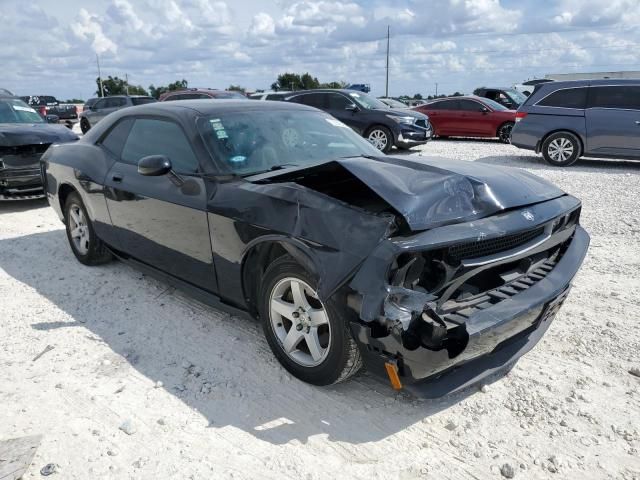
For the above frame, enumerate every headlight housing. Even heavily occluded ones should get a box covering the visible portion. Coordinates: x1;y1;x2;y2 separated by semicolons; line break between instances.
386;115;416;125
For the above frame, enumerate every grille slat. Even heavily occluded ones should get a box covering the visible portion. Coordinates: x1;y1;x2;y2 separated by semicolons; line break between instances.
447;227;545;261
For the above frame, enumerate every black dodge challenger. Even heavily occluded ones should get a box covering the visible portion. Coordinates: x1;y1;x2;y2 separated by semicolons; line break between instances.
42;100;589;396
0;96;78;200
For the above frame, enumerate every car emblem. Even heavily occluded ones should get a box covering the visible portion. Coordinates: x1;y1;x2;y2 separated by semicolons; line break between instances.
522;210;535;221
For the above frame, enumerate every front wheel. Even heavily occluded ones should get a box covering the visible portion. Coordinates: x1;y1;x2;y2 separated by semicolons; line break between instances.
365;126;393;153
64;192;112;265
259;256;362;385
541;132;581;166
80;118;91;134
498;122;514;144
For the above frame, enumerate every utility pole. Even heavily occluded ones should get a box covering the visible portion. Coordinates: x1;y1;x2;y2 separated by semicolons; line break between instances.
125;73;129;95
435;82;438;97
385;25;390;97
96;54;104;97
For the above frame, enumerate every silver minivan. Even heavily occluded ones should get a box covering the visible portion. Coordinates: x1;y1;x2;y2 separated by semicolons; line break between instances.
511;79;640;166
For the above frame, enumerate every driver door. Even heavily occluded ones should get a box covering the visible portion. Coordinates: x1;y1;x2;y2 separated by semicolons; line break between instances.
103;116;217;292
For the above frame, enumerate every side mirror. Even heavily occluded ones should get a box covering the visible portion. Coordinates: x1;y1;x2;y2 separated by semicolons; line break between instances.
138;155;172;176
46;114;59;124
345;104;359;112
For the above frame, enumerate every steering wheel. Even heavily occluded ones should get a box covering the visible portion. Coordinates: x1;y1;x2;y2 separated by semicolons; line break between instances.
282;127;302;148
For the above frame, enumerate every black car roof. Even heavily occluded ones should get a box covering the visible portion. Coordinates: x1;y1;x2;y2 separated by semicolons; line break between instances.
124;99;316;115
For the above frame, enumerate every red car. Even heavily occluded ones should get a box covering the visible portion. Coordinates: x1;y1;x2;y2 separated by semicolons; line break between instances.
412;96;516;143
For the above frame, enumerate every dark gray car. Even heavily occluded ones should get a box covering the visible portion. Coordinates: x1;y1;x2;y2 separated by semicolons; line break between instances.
80;95;156;133
511;79;640;166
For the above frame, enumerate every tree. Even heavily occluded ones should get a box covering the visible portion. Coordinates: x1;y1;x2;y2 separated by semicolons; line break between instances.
271;72;320;91
413;93;423;100
148;79;189;99
450;91;463;97
64;98;84;104
227;84;245;93
96;76;148;96
320;81;348;89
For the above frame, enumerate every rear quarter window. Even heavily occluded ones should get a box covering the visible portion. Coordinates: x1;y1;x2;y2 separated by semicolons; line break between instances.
537;88;587;109
588;86;640;110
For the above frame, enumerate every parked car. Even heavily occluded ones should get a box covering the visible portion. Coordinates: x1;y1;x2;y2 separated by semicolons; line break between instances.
159;88;247;101
41;100;589;396
378;97;409;109
248;91;289;101
20;95;78;127
405;99;428;107
473;87;528;109
282;89;432;152
511;79;640;166
412;96;516;143
513;79;554;97
83;97;100;112
0;96;78;200
345;84;371;93
79;95;156;133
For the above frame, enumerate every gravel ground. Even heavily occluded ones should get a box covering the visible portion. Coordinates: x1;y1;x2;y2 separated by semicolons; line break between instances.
1;139;639;479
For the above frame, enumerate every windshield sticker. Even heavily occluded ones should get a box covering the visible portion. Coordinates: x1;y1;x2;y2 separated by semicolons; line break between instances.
325;118;349;128
216;129;228;139
210;119;228;138
230;155;246;163
13;105;37;113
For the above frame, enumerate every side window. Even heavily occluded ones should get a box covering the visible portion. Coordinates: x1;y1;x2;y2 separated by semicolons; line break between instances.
115;97;127;107
104;98;117;108
440;100;460;110
121;118;199;174
588;86;640;110
98;118;134;158
426;102;442;110
459;100;484;112
291;93;326;109
327;93;351;110
537;88;587;109
93;99;107;110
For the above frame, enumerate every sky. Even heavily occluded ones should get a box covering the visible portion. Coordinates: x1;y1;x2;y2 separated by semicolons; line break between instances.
1;0;639;100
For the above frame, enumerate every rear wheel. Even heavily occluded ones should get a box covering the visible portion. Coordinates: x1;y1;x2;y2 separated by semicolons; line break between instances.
365;125;393;153
64;192;112;265
541;132;581;167
80;118;91;134
259;256;362;385
498;122;514;144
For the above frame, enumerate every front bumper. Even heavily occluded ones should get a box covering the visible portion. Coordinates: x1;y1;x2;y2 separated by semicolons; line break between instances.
350;218;589;397
395;123;432;148
0;159;45;200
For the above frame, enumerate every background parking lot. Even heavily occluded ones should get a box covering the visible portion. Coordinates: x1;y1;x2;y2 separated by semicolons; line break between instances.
1;140;639;479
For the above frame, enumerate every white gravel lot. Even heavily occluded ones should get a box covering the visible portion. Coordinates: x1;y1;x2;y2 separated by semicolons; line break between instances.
1;139;639;479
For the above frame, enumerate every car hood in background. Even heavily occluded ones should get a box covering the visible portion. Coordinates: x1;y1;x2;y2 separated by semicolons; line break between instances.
250;155;565;231
0;123;79;146
380;108;428;119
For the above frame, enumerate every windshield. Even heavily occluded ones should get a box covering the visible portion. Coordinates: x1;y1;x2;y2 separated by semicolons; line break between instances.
347;91;388;110
131;97;157;106
505;89;527;105
198;109;381;176
481;98;509;111
380;98;408;108
0;98;43;123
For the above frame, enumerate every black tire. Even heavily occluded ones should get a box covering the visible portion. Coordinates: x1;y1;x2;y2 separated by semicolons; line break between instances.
80;118;91;134
498;122;514;144
258;255;362;385
541;132;581;167
64;192;112;265
365;125;393;153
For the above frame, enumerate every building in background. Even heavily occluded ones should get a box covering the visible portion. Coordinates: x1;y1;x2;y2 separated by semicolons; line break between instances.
545;71;640;81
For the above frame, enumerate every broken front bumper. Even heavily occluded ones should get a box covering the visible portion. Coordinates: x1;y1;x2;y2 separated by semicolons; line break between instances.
0;150;47;200
349;206;589;397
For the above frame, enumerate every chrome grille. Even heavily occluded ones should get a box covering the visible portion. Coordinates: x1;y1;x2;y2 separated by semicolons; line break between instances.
447;227;545;261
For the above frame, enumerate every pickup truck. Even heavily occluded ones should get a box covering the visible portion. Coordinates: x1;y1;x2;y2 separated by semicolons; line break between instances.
20;95;78;127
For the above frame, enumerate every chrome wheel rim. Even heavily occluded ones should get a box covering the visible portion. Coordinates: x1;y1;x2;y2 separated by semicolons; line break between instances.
548;138;574;162
367;129;388;150
269;277;331;367
68;204;90;255
499;124;513;143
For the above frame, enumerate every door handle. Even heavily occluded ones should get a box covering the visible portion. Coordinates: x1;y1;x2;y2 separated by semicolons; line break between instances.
111;173;123;183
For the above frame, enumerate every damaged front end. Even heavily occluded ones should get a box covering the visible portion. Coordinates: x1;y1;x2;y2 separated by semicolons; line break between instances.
348;195;589;397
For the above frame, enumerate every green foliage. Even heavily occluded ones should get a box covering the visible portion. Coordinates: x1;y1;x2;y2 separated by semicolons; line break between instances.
96;76;148;96
270;73;346;91
148;79;189;99
413;93;423;100
227;84;245;93
64;98;84;104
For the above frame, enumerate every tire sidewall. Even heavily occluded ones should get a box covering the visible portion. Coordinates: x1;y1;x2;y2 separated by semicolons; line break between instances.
542;132;581;166
366;125;393;153
80;118;90;134
64;193;98;265
259;257;353;385
498;122;514;144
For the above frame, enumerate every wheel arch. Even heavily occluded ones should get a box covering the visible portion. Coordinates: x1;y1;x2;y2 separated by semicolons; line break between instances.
537;129;584;156
240;236;320;318
58;183;79;217
496;120;515;137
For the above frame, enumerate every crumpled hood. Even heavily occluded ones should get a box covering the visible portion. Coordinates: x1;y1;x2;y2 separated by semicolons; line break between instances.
254;155;565;231
0;123;79;146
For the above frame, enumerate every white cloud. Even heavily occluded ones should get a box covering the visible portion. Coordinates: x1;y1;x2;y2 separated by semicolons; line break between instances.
74;8;118;55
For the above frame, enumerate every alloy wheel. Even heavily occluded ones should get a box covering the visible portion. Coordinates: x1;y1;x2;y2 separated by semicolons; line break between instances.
547;137;574;163
499;123;513;143
367;129;388;151
269;277;331;367
68;204;90;255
